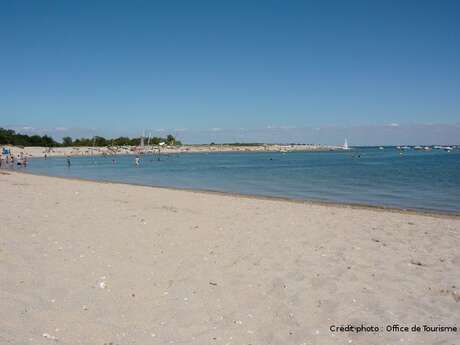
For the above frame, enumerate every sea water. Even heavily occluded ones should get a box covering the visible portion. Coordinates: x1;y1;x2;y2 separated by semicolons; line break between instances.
21;147;460;213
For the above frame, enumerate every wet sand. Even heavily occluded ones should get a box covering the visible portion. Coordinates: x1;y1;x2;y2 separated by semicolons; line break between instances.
1;171;459;345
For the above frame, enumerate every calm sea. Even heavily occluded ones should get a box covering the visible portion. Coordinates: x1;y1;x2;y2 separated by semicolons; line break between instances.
20;147;460;213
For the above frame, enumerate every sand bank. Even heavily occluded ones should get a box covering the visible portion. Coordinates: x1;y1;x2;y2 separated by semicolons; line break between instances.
6;143;340;158
1;172;459;345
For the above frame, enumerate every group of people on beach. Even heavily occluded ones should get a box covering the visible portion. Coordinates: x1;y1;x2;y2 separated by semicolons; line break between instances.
0;151;150;169
0;153;28;168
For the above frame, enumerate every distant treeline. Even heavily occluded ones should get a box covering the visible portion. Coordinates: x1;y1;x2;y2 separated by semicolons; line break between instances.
0;128;181;147
0;128;58;147
65;134;181;147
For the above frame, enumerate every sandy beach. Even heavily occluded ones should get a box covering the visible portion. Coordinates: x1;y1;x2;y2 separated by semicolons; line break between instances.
1;171;459;345
6;144;340;159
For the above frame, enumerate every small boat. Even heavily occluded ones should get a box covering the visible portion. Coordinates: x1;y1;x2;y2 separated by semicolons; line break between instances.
343;138;350;150
379;146;384;150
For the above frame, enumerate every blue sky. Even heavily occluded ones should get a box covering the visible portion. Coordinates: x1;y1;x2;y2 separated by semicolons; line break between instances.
1;0;459;143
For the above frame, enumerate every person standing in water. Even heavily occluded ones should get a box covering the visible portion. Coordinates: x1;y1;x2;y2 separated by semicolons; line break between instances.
66;156;71;167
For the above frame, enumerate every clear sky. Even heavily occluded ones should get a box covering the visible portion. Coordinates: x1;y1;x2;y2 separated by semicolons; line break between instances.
1;0;459;143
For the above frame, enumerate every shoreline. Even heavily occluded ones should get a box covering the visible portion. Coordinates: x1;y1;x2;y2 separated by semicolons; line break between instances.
6;144;342;158
9;169;460;219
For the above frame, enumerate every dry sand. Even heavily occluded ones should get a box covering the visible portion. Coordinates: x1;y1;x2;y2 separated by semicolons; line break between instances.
1;172;459;345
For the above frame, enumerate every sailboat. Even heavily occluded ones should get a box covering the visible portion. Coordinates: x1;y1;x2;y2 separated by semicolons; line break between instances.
343;138;350;150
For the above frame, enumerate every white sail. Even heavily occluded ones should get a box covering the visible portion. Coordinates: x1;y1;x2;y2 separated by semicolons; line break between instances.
343;138;349;150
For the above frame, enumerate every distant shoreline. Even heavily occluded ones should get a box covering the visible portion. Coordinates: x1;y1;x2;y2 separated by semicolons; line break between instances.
7;144;342;158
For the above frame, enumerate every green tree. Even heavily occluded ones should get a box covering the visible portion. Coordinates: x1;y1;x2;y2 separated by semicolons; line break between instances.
62;136;73;146
41;135;56;147
113;137;130;146
94;136;108;146
166;134;176;145
29;135;43;146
